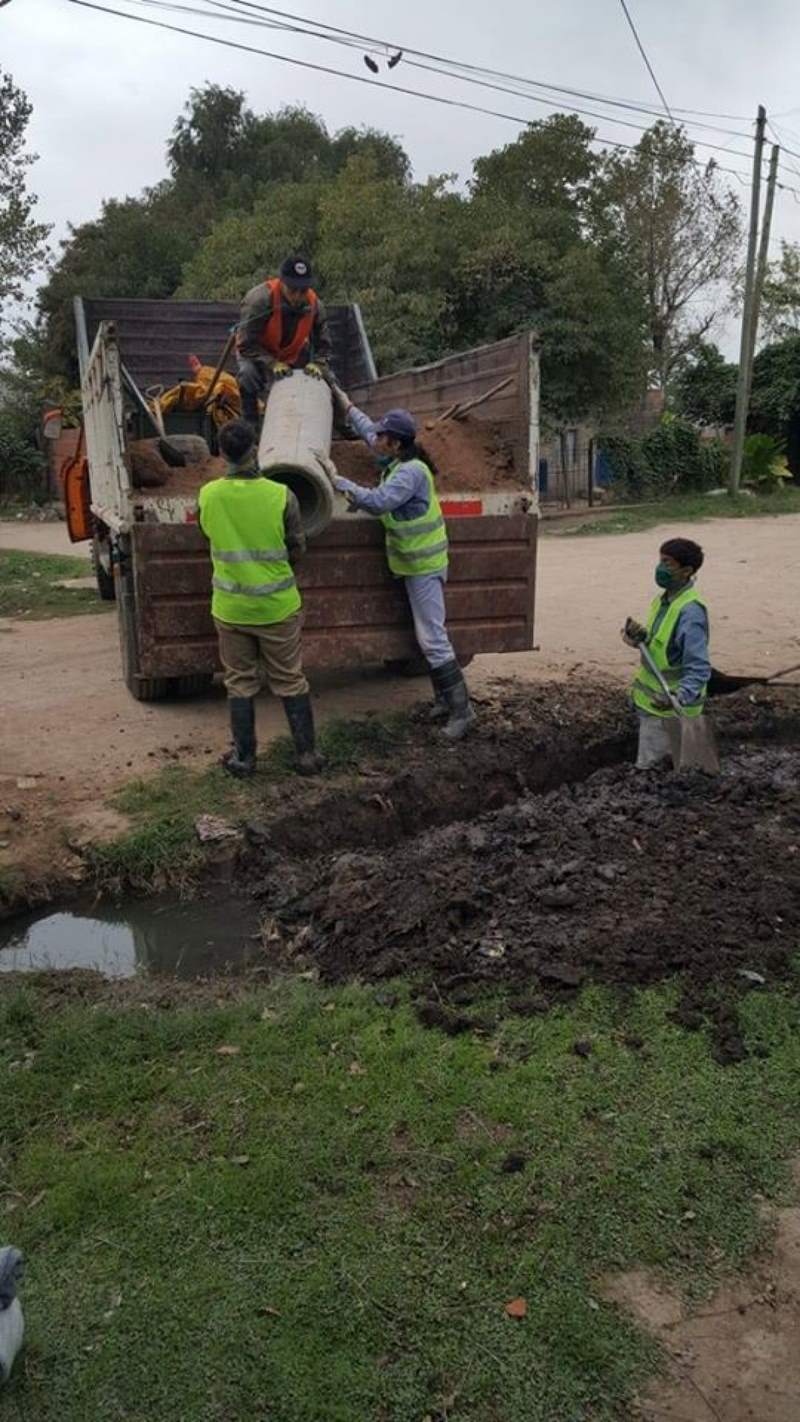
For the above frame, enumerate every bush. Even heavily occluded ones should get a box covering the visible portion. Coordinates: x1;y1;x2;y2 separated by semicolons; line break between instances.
741;433;791;492
0;411;47;502
596;434;651;499
598;419;727;501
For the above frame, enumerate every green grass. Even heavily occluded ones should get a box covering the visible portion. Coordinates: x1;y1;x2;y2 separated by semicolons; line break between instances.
89;712;411;890
0;550;111;620
1;974;799;1421
559;486;800;537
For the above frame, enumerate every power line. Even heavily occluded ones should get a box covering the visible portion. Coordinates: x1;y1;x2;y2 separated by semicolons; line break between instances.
118;0;769;164
220;0;754;125
616;0;674;123
191;0;755;140
65;0;800;198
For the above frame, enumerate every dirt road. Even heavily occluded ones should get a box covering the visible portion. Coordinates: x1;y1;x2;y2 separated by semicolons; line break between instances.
1;514;799;860
0;520;75;556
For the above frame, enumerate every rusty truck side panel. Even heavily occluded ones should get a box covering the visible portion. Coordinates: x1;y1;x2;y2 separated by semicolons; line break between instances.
132;514;536;676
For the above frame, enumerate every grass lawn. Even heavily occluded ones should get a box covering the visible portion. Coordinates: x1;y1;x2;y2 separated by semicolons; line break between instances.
560;486;800;537
0;550;111;620
89;713;411;891
1;972;799;1421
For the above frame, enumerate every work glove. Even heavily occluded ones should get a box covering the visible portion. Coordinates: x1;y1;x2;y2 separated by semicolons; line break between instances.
312;449;340;487
650;691;676;712
304;363;324;380
271;361;292;380
622;616;648;648
330;381;352;417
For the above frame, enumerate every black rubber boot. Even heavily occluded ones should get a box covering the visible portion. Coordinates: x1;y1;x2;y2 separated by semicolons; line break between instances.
282;693;323;775
426;669;449;722
431;659;475;742
221;697;257;778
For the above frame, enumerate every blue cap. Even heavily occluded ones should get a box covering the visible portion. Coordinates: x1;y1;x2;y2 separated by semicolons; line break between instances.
375;408;417;440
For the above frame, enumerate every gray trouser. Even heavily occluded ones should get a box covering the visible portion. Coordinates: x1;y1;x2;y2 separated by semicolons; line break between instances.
636;712;681;769
403;573;456;669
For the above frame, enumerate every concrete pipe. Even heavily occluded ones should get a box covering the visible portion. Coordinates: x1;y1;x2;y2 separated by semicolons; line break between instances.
258;371;335;538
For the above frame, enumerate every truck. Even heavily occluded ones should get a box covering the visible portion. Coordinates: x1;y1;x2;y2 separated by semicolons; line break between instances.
63;296;540;700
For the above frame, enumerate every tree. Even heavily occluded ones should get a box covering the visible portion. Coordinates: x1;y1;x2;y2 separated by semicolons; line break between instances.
760;241;800;341
0;71;50;336
179;179;324;301
597;124;742;389
452;116;647;422
672;342;737;427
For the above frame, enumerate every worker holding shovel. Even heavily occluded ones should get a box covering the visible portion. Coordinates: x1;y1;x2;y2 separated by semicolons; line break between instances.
317;396;475;741
624;537;718;773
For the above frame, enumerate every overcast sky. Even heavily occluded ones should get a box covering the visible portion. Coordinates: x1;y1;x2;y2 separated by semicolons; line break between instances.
4;0;800;352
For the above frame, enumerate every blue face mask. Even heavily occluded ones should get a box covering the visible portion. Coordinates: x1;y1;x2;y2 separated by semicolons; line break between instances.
655;561;681;590
375;453;394;470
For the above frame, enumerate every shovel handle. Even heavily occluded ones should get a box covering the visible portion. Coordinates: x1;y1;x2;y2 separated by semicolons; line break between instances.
639;643;684;716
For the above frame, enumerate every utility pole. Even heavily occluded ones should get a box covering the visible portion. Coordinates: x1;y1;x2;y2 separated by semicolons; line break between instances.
744;143;780;406
729;105;767;495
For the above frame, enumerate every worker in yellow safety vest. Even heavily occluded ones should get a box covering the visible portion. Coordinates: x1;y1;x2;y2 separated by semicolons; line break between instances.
198;419;322;777
319;398;475;741
624;537;711;769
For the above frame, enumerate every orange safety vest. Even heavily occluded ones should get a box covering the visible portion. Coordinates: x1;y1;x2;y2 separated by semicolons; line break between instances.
259;276;318;364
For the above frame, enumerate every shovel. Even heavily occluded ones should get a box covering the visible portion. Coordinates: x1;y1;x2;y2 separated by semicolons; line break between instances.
639;643;720;775
707;660;800;697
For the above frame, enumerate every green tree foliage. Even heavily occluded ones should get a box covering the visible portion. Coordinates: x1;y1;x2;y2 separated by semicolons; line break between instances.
27;88;748;434
597;124;742;389
672;342;737;427
0;71;51;335
760;241;800;341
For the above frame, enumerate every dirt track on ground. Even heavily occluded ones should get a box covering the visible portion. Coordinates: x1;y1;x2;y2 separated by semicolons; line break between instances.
1;514;799;888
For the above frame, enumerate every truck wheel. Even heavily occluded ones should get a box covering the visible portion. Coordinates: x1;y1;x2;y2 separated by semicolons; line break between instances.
129;676;171;702
170;674;215;697
91;535;116;601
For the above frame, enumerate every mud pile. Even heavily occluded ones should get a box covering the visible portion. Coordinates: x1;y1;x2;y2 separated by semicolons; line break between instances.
244;686;800;1060
331;414;522;495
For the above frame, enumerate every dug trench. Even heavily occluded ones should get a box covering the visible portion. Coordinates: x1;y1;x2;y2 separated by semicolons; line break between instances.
234;683;800;1063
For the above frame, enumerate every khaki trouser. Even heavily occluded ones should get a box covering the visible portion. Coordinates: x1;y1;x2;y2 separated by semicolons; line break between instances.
214;612;308;699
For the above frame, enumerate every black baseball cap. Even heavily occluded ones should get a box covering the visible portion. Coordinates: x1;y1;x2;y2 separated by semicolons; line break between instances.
280;255;313;290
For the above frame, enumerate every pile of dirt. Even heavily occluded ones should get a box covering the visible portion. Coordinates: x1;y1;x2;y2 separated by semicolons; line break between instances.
331;414;522;495
133;411;524;500
132;450;226;497
241;686;800;1060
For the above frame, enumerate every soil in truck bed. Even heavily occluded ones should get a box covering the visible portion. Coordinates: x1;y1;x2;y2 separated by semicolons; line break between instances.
133;414;525;499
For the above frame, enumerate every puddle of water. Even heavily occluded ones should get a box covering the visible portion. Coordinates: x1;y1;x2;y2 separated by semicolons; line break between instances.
0;897;260;979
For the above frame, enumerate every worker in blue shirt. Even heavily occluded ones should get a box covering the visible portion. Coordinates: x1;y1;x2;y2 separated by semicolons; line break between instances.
319;397;475;740
624;537;711;768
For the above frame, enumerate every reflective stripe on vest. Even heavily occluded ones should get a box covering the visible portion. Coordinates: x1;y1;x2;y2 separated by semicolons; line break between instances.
380;460;449;577
260;277;317;364
631;585;707;719
198;476;302;626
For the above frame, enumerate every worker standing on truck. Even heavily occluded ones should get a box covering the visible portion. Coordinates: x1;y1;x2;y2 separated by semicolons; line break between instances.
623;537;711;768
320;397;475;741
198;418;322;777
236;255;333;432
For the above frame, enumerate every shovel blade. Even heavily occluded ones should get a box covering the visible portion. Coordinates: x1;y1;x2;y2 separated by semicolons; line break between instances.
675;716;720;775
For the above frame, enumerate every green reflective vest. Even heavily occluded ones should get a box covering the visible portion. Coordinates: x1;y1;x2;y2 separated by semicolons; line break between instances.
198;474;301;626
631;585;707;719
379;459;449;577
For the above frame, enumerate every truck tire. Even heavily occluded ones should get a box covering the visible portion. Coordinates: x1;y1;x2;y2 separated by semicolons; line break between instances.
91;534;116;601
171;673;215;697
129;676;171;702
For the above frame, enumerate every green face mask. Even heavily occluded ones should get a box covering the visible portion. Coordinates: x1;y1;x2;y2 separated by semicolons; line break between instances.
655;561;681;590
375;453;394;470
